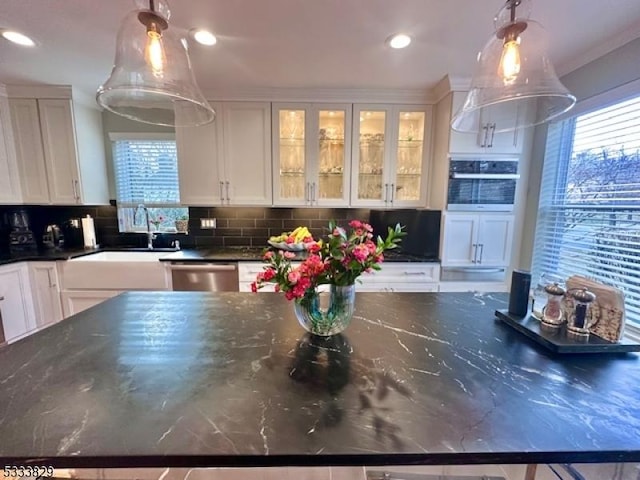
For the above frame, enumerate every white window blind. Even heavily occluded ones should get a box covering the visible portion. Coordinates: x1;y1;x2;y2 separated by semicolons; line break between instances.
532;94;640;326
113;137;181;207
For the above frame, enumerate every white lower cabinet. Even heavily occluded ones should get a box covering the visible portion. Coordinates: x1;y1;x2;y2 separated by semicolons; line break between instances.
61;290;122;318
357;263;440;292
0;263;37;343
441;213;514;268
29;262;63;328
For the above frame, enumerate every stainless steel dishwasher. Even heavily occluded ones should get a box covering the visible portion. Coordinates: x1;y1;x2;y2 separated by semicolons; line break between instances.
169;262;239;292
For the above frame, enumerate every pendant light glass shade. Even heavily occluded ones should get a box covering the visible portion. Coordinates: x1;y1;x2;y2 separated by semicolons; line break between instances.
96;0;215;127
452;0;575;133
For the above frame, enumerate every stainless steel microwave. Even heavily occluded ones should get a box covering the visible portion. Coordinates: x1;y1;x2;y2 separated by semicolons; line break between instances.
447;157;519;211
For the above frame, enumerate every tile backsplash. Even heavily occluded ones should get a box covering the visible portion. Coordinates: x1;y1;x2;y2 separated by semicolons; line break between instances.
0;205;370;251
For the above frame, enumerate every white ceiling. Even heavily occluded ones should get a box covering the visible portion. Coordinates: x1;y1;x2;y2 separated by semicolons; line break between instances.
1;0;639;98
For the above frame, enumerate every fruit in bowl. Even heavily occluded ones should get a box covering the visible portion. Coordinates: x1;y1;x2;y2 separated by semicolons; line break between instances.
268;226;314;251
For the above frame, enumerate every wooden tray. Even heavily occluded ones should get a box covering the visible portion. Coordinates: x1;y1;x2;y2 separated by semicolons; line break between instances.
495;309;640;354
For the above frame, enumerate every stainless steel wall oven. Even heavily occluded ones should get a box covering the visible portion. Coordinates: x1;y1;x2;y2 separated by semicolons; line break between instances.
447;157;519;211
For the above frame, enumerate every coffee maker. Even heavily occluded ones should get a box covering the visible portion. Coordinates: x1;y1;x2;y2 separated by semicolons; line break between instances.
8;210;37;253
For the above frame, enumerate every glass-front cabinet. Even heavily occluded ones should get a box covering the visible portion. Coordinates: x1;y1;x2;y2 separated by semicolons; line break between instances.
272;103;351;206
351;104;432;207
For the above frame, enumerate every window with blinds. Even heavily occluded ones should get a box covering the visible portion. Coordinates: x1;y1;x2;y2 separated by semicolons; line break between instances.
532;94;640;327
111;134;188;233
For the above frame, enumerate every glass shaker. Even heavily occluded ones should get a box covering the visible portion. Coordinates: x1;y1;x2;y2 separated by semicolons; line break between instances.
567;288;596;337
541;283;565;327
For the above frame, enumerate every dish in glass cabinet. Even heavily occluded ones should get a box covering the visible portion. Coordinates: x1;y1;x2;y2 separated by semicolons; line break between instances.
267;241;306;251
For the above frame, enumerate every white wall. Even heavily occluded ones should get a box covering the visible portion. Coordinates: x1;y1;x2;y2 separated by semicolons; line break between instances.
518;37;640;270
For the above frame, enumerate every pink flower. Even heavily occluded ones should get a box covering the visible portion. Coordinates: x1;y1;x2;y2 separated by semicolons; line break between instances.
349;220;363;229
274;284;280;293
333;227;345;237
263;251;274;260
374;253;384;263
365;240;377;254
285;290;295;301
288;270;301;285
362;222;373;233
353;244;370;263
284;251;296;259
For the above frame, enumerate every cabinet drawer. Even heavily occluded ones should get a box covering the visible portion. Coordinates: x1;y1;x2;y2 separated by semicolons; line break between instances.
360;264;440;284
357;283;439;293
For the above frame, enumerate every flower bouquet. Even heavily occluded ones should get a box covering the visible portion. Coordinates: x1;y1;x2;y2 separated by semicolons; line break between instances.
253;220;404;335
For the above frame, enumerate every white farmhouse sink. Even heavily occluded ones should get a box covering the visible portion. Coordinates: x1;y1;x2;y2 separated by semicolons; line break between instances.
70;251;171;262
61;251;170;290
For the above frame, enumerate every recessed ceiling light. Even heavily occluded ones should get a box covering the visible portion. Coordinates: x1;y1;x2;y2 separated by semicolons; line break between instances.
387;34;411;49
191;29;217;46
1;30;35;47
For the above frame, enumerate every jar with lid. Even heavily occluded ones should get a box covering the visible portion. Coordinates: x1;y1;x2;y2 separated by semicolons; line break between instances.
567;288;596;337
541;283;565;327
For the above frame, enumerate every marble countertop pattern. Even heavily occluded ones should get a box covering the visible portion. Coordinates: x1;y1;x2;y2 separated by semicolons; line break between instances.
0;292;639;468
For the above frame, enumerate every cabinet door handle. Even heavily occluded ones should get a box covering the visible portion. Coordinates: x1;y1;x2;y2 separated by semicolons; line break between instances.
219;181;225;203
472;243;478;263
304;182;309;204
488;123;496;148
390;183;395;204
225;181;230;203
46;270;52;288
384;183;389;204
403;271;427;276
480;124;488;148
71;179;78;201
478;243;484;264
311;182;316;205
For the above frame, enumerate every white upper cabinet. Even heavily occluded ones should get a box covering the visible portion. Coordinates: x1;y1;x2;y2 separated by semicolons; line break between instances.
8;88;109;205
8;99;49;203
448;91;523;155
0;92;22;204
38;99;82;204
273;103;352;206
222;102;272;206
176;102;272;206
351;104;431;207
176;102;224;206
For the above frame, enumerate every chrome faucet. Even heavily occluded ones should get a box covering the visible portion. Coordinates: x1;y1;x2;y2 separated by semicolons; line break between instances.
135;204;156;250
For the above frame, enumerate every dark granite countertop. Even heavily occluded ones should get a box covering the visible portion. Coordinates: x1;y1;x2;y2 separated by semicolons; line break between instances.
0;247;105;266
0;247;439;266
160;248;439;263
1;291;639;468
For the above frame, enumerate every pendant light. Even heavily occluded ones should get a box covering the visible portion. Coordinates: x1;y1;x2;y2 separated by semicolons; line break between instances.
96;0;215;127
451;0;576;133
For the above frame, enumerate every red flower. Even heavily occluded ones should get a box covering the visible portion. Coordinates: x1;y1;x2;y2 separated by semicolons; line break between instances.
306;242;321;254
263;268;276;281
250;282;258;293
285;290;295;301
349;220;363;229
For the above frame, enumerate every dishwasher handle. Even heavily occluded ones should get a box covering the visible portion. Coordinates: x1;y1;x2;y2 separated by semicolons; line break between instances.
169;264;237;272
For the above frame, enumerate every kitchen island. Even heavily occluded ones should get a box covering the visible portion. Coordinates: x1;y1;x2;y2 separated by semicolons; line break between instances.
1;291;639;468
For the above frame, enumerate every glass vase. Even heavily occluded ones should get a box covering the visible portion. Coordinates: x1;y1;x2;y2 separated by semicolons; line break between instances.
293;284;356;336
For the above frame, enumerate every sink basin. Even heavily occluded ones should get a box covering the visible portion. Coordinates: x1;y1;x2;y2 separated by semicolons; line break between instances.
71;251;171;262
62;251;171;290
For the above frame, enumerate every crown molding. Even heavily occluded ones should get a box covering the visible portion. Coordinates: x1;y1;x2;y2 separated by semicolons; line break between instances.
556;24;640;78
431;75;471;103
203;86;437;105
6;84;72;99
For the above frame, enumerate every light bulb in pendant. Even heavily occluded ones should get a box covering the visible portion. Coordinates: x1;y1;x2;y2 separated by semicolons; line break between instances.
145;25;166;76
499;37;521;85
